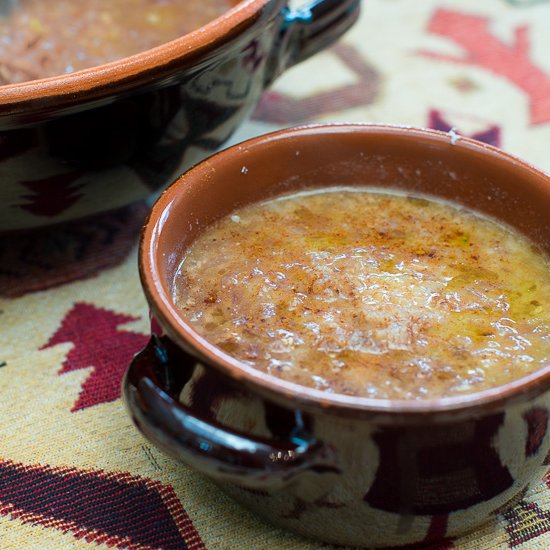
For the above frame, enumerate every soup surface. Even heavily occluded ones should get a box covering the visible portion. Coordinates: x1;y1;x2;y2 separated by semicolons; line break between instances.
173;188;550;400
0;0;235;84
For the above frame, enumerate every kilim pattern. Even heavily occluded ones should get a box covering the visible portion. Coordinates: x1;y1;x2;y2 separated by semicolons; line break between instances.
0;459;205;549
501;500;550;547
1;0;550;548
41;302;149;411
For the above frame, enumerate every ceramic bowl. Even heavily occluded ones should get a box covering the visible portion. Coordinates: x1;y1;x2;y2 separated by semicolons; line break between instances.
124;124;550;547
0;0;359;232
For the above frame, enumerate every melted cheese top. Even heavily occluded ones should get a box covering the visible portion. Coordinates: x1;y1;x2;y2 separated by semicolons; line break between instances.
173;188;550;400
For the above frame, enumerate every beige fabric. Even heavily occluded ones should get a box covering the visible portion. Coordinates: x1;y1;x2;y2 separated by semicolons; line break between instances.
2;0;550;548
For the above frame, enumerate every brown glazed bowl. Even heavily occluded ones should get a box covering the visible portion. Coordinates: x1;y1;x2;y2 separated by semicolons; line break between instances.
124;124;550;547
0;0;359;232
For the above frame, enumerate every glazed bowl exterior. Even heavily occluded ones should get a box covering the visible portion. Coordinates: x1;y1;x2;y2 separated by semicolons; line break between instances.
125;124;550;547
0;0;359;232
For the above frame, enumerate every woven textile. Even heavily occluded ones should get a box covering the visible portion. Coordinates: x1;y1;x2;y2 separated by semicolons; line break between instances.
2;0;550;548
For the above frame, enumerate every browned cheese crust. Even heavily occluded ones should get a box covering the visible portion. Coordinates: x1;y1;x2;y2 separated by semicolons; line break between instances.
173;189;550;400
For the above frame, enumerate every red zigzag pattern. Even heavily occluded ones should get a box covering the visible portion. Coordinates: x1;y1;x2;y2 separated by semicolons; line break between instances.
0;458;205;549
41;302;149;412
422;8;550;125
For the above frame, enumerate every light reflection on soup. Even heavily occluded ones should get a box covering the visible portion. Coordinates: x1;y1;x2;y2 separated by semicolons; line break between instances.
0;0;236;84
173;188;550;400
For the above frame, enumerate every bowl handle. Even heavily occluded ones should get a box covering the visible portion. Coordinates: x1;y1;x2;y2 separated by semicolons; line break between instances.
123;336;339;489
267;0;361;84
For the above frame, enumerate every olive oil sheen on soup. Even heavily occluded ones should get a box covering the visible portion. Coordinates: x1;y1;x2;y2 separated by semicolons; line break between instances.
173;188;550;400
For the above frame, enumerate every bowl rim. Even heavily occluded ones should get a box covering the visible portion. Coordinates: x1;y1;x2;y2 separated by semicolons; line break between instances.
0;0;271;112
140;122;550;417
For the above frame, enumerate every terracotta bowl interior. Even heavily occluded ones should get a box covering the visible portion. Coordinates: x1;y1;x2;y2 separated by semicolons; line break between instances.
154;126;550;283
144;125;550;413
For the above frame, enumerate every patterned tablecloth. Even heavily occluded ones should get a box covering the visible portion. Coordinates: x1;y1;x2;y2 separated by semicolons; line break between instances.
2;0;550;548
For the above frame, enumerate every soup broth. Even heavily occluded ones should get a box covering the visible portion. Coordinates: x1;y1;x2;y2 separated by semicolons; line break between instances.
0;0;236;84
173;188;550;400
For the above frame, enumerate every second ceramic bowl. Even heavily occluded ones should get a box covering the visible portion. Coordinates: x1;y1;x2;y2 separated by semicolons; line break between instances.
0;0;359;232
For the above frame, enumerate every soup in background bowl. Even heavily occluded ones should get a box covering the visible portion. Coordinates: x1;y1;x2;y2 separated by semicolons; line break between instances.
0;0;360;232
124;124;550;547
0;0;235;84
